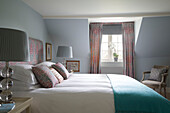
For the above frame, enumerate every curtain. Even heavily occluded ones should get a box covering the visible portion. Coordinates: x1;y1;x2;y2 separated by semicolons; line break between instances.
122;22;135;78
89;23;103;73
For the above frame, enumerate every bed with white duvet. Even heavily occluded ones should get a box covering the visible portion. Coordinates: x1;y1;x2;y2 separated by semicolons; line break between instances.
13;74;115;113
8;63;170;113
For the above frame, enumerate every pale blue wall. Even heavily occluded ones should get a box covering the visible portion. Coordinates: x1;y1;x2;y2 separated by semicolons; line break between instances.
0;0;50;60
135;16;170;87
45;19;90;73
45;16;170;83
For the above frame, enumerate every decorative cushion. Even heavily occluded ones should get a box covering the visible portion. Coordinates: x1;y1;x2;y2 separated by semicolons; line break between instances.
148;68;166;81
52;62;70;80
32;65;59;88
50;68;64;83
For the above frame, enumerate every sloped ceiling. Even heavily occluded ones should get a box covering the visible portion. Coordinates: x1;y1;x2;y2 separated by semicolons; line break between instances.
22;0;170;18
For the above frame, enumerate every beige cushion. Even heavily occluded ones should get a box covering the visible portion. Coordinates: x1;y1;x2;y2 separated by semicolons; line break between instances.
142;80;161;85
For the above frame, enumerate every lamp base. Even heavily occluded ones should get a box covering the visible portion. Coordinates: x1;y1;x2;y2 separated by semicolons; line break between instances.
1;63;13;78
0;62;14;105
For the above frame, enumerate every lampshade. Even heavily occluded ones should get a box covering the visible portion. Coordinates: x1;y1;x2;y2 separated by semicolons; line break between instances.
56;46;73;58
0;28;30;62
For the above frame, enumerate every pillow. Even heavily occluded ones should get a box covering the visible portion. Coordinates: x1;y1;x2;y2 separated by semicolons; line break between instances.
34;61;55;67
10;64;38;85
52;62;70;80
11;79;41;91
32;65;59;88
50;68;64;83
148;68;166;81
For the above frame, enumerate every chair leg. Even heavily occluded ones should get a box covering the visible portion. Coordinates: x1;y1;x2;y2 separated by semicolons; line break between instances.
159;86;162;95
164;87;166;98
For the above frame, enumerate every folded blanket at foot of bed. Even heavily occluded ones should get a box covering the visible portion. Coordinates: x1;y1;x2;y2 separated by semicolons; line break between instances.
107;74;170;113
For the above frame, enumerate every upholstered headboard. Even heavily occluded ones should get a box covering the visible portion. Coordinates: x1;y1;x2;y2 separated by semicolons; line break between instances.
29;38;43;64
0;38;43;68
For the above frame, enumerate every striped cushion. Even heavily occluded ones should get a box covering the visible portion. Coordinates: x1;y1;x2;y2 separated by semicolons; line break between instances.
52;62;70;80
148;68;166;81
32;65;59;88
50;68;64;83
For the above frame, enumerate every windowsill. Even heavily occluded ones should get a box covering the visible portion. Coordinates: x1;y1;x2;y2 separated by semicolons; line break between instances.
101;62;123;67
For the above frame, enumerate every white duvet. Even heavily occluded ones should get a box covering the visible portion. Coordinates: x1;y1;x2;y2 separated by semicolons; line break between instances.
13;74;115;113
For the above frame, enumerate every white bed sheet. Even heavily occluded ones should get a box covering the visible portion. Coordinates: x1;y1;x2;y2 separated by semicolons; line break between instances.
13;74;115;113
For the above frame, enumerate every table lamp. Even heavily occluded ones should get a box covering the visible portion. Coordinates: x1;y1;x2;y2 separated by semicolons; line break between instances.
56;46;73;66
0;28;29;104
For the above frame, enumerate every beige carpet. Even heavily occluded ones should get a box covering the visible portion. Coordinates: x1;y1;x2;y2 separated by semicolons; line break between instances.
166;92;170;100
157;92;170;100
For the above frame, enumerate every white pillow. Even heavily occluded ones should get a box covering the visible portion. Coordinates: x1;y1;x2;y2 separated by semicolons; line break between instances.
34;61;55;67
11;79;41;91
10;64;38;85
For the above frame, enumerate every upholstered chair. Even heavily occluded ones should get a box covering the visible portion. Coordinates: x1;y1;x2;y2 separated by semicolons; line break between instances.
141;65;169;97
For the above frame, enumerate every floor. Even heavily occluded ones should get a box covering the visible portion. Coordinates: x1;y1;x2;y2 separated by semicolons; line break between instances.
165;92;170;100
156;91;170;100
150;89;170;100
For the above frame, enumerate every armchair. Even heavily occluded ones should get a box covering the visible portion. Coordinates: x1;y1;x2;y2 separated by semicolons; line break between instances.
141;65;169;97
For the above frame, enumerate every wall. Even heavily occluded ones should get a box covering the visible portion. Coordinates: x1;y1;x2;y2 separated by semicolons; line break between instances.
101;62;123;74
0;0;50;60
135;17;143;45
45;19;89;73
135;16;170;87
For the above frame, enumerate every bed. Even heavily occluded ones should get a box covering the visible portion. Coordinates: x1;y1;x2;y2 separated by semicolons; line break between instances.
0;38;170;113
13;74;115;113
12;73;170;113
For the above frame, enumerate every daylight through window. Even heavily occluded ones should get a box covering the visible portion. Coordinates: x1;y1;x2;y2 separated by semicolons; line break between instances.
101;34;123;62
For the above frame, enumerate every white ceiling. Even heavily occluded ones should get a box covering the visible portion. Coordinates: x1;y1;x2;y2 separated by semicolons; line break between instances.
22;0;170;18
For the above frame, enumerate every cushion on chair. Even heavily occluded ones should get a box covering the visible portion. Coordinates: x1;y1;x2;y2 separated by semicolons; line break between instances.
142;80;161;86
148;68;166;82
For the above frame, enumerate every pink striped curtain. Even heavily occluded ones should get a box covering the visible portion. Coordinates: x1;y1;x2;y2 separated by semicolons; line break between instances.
122;22;135;78
89;23;103;73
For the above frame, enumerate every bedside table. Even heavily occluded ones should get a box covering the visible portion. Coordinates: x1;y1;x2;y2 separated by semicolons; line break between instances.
8;97;33;113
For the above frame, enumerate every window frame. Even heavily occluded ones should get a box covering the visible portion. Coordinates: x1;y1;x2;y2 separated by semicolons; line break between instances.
101;34;123;64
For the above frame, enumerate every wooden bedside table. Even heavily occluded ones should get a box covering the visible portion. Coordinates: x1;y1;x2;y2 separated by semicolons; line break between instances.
8;97;33;113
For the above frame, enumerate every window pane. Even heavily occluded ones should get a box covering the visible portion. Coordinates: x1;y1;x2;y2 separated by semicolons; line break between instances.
118;35;122;42
101;43;108;50
102;35;108;42
101;50;108;59
101;34;123;62
117;43;123;50
111;35;123;62
112;36;117;43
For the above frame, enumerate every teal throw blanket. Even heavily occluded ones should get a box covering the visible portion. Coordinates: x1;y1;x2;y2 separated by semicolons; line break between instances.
107;74;170;113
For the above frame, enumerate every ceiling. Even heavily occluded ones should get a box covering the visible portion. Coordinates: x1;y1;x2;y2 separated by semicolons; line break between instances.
22;0;170;18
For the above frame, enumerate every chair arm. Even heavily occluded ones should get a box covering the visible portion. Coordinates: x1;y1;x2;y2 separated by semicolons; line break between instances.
143;71;151;74
141;71;151;81
161;73;168;83
161;73;168;77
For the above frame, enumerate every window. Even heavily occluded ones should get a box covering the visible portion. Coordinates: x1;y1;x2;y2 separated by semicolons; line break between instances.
101;34;123;62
